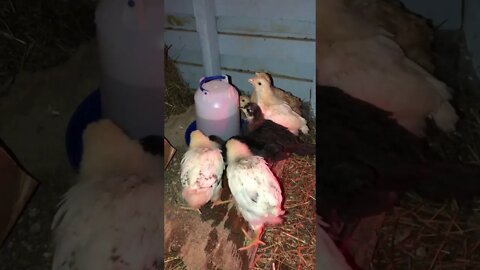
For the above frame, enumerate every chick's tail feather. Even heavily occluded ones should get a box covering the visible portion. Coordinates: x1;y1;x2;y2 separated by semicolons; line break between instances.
265;213;285;226
431;101;458;134
413;162;480;201
290;143;316;156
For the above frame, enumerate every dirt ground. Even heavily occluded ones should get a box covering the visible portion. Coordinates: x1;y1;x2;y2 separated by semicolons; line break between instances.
0;41;100;269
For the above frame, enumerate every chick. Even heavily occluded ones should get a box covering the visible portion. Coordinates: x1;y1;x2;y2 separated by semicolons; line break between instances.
51;119;162;270
316;0;457;136
241;102;315;163
239;95;251;120
180;130;227;213
240;95;251;108
225;138;285;251
346;0;435;73
249;72;309;135
250;72;302;115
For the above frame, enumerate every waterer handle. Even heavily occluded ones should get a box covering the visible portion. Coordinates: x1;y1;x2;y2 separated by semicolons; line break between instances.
199;75;227;95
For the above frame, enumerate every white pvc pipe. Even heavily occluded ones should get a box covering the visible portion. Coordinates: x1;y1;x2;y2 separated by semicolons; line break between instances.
193;0;221;76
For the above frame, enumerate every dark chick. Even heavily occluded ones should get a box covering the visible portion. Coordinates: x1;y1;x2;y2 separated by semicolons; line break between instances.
316;85;480;240
139;135;164;157
240;102;316;163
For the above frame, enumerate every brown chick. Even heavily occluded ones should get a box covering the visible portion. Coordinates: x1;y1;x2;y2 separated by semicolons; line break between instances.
248;73;309;135
345;0;435;73
250;72;302;115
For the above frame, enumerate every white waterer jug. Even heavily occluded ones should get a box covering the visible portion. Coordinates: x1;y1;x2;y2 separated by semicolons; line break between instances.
95;0;164;139
194;75;240;141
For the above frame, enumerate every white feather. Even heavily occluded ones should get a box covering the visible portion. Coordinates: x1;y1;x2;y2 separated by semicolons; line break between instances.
51;119;162;270
259;102;309;135
226;140;284;231
51;174;162;270
180;138;225;208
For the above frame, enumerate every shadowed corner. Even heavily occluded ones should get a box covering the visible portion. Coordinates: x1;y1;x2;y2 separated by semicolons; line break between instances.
162;136;176;268
138;134;175;269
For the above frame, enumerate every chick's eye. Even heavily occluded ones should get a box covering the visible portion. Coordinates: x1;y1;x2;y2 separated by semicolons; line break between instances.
257;82;262;86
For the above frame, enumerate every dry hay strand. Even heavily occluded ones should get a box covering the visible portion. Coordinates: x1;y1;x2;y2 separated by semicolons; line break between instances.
372;193;480;270
371;88;480;270
164;45;194;120
0;0;95;94
164;254;187;270
252;155;316;270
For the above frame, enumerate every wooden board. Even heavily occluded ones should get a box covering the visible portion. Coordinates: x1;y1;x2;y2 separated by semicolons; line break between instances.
0;139;39;247
165;0;316;114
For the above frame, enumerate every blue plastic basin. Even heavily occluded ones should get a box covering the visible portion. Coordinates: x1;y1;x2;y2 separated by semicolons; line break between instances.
185;119;246;146
65;89;102;172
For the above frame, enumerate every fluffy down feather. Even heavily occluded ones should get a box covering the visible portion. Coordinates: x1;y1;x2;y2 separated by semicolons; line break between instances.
51;119;162;270
225;138;284;232
180;130;225;209
249;72;309;135
316;0;458;136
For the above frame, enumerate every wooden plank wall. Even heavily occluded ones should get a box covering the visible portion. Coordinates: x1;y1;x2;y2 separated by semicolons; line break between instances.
464;0;480;79
165;0;316;114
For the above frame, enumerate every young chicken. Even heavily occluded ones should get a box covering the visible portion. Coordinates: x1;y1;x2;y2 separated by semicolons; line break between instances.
240;95;251;108
51;119;162;270
249;72;302;115
241;102;315;163
239;95;251;119
225;138;285;251
345;0;435;73
249;73;309;135
180;130;227;212
316;0;458;136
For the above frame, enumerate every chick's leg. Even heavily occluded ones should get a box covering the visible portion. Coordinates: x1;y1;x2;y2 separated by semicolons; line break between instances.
211;196;233;208
238;227;265;251
210;185;233;208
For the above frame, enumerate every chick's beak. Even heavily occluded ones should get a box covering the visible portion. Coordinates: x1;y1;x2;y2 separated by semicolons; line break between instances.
248;78;254;85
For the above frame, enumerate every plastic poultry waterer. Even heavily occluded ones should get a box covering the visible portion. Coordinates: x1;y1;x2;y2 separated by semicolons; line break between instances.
193;75;240;142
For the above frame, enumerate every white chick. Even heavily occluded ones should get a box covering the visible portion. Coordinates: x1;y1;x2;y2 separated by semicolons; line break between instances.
225;138;285;251
180;130;227;212
51;119;162;270
249;72;309;135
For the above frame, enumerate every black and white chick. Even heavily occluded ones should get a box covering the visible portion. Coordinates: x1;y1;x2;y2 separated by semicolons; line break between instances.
180;130;228;212
225;138;285;251
240;102;315;163
51;119;163;270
